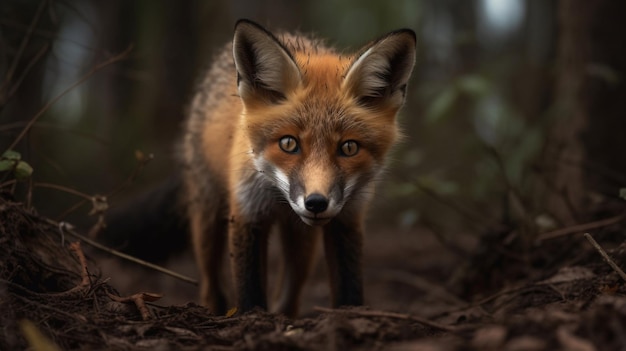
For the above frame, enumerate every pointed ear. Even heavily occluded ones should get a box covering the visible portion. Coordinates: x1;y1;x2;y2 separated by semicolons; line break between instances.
343;29;416;110
233;20;301;105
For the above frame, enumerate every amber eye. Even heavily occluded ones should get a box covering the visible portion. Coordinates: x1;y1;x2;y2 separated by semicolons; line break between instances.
339;140;359;157
279;136;299;153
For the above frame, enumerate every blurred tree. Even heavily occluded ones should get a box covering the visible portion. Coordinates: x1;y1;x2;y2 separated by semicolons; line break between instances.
541;0;626;225
0;0;57;144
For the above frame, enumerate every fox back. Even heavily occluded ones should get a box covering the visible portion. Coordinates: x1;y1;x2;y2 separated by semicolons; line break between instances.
180;20;416;317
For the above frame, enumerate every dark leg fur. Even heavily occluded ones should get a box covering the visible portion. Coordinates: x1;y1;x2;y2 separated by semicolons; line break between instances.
323;220;364;307
274;219;320;317
230;219;271;313
191;207;228;315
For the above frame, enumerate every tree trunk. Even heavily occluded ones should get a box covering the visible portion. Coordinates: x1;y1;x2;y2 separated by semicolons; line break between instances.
543;0;626;225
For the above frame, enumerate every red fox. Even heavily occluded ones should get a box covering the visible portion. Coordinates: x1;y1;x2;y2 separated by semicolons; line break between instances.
102;20;416;316
178;19;415;317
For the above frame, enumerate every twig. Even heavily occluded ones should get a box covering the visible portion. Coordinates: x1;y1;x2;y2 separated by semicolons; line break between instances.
106;291;163;321
107;150;154;198
68;241;90;286
56;150;152;222
537;212;625;241
584;232;626;282
43;218;198;286
0;179;17;192
34;182;94;201
313;306;458;332
6;45;133;151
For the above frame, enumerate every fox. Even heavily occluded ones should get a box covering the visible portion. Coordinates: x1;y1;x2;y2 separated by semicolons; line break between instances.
104;19;416;317
178;19;416;317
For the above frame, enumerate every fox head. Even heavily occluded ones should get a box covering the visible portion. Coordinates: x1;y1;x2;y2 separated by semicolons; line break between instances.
233;19;416;226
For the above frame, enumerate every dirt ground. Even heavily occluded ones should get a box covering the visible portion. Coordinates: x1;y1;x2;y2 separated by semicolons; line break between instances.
1;191;626;350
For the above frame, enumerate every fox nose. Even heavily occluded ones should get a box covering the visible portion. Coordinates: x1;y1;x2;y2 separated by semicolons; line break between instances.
304;193;328;214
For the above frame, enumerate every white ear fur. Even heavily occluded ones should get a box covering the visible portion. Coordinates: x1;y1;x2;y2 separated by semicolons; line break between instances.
344;30;416;109
233;20;301;104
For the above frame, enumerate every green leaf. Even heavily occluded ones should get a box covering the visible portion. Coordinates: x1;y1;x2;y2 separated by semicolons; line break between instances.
0;150;22;172
14;161;33;180
0;159;16;172
425;86;458;123
1;150;21;161
457;74;490;96
620;188;626;200
0;150;33;179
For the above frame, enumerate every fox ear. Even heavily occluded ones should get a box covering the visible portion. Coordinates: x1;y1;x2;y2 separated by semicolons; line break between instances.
344;29;416;110
233;20;301;105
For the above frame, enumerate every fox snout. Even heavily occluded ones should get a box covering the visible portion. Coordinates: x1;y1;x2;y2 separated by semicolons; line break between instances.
292;191;334;226
304;193;328;213
288;172;350;226
294;192;336;226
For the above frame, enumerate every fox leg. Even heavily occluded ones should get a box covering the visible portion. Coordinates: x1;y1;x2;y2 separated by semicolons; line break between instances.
229;217;271;313
274;218;320;317
323;219;364;308
189;202;228;315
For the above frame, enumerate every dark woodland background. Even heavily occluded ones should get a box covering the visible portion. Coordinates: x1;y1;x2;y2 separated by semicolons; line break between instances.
1;0;624;242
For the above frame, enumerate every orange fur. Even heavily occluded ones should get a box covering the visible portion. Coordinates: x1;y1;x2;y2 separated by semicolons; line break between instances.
181;19;416;317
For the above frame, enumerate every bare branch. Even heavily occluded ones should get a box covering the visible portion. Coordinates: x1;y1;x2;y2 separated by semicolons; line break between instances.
6;45;133;151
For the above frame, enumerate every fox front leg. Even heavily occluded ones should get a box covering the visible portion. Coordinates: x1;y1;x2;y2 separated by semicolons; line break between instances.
229;219;270;313
323;219;364;307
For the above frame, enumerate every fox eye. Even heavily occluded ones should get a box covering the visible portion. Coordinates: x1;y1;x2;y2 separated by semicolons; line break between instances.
279;135;299;153
339;140;359;157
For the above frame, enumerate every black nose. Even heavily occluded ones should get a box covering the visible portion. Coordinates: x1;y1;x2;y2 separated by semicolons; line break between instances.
304;193;328;214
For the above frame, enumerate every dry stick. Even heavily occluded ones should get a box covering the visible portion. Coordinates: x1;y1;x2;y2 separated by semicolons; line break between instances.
6;45;133;151
106;291;163;321
107;151;154;199
313;306;458;332
68;242;90;286
46;241;93;298
34;182;94;201
56;150;152;223
537;212;625;241
583;233;626;282
0;179;17;189
44;218;199;286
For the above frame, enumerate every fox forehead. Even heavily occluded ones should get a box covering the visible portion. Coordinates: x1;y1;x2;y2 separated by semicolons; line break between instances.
293;52;350;95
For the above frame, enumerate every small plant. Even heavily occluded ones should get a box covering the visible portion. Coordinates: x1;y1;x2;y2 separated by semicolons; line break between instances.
0;150;33;181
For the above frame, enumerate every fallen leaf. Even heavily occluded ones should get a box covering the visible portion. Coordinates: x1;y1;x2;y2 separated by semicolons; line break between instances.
539;266;595;284
226;307;238;317
19;319;62;351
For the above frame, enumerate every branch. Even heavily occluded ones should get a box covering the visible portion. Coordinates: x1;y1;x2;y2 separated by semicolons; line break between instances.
44;218;198;286
537;212;625;241
6;45;133;151
584;232;626;282
313;306;458;332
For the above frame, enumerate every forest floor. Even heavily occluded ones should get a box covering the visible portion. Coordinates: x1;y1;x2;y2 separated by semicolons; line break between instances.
1;191;625;350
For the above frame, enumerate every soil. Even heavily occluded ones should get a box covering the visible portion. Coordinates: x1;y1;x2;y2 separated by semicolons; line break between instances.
1;191;626;350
